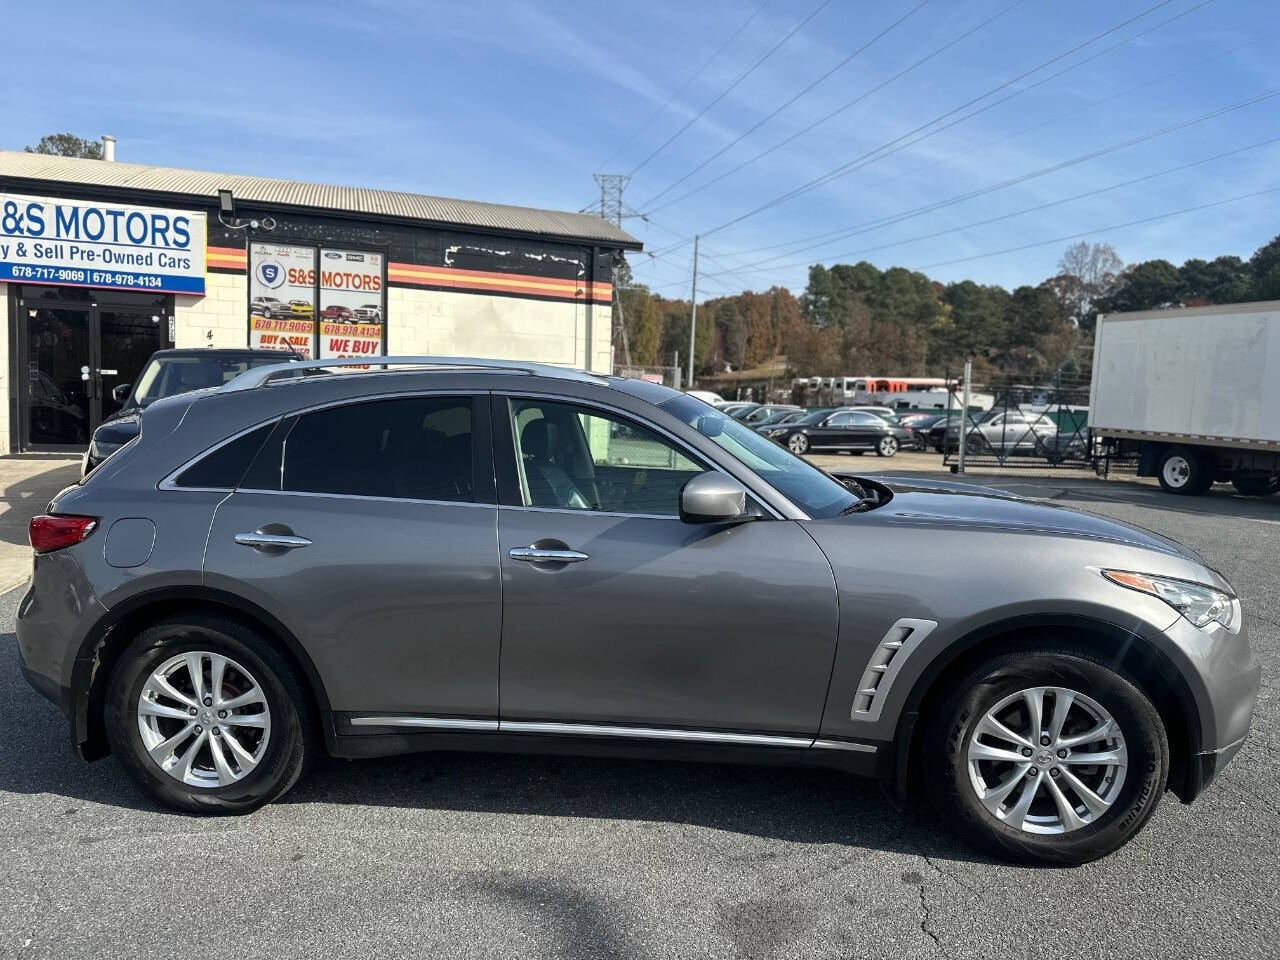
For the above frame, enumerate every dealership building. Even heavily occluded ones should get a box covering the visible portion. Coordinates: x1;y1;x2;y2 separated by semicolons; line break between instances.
0;149;639;453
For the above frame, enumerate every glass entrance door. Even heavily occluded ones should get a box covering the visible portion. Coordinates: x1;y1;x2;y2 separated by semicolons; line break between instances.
23;306;94;446
16;287;170;450
98;309;167;420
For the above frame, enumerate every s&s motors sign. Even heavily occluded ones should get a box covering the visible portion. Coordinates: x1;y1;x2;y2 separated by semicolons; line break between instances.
0;193;207;294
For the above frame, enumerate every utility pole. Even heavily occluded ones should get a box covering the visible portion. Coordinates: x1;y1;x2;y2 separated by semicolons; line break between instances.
687;235;700;389
956;356;973;475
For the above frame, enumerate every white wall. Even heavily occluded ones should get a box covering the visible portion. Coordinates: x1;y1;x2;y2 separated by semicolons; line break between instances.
387;286;609;372
173;272;248;348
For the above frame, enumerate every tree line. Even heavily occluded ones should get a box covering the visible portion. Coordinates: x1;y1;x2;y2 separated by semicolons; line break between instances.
617;234;1280;384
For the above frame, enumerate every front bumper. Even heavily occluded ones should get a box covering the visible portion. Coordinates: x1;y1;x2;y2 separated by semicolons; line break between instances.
1158;611;1260;801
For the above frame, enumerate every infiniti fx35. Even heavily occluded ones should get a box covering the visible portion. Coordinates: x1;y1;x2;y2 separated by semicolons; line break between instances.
17;357;1258;864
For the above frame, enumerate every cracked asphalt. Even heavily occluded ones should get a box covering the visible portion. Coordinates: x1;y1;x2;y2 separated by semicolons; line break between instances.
0;472;1276;958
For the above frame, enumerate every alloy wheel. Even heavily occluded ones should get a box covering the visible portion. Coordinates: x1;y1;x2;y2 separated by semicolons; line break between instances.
137;650;272;787
879;436;898;456
788;434;808;454
966;686;1127;835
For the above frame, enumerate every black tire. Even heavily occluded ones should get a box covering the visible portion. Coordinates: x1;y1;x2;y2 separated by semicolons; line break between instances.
876;435;899;458
787;432;810;455
1231;473;1280;496
1157;447;1213;495
927;649;1168;866
105;615;316;813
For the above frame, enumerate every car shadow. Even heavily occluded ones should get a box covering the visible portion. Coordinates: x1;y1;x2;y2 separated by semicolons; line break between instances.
0;631;990;866
0;459;82;549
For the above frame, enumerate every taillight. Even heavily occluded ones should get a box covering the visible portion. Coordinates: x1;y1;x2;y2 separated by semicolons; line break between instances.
29;514;99;554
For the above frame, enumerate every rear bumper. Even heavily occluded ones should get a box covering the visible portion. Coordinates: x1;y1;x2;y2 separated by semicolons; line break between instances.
16;551;105;755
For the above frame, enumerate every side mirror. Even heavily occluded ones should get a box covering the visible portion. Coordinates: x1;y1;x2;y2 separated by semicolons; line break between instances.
680;472;749;524
111;384;132;404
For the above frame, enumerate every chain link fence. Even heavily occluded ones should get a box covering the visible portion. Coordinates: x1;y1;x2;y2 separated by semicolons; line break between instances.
940;376;1098;470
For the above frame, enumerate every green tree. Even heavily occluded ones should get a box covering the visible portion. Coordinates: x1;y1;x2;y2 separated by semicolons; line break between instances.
25;133;103;159
1178;256;1251;305
1249;235;1280;300
1102;259;1182;312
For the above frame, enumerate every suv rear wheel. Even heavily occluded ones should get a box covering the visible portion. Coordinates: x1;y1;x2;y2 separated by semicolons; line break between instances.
105;615;314;813
928;650;1167;865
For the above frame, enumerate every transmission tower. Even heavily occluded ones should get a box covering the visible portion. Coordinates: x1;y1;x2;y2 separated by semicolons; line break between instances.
591;173;630;225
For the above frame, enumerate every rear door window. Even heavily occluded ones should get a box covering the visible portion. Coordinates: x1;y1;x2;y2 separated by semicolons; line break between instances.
254;396;478;502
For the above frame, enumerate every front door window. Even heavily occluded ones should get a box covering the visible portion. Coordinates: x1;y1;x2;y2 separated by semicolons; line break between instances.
509;398;704;516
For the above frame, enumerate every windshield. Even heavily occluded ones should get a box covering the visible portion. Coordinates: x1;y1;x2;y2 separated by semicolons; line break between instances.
133;355;286;406
659;395;858;519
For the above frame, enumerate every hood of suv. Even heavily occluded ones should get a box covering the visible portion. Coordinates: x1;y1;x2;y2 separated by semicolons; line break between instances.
839;473;1200;561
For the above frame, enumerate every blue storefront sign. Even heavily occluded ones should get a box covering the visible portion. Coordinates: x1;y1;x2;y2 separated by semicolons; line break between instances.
0;192;206;295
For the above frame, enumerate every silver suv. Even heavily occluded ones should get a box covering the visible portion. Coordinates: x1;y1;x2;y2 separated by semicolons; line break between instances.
17;358;1258;865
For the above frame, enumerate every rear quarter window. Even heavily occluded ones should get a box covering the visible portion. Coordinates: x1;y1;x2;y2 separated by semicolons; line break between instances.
172;424;275;490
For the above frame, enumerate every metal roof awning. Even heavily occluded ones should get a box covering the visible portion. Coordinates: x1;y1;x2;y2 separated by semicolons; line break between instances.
0;151;641;250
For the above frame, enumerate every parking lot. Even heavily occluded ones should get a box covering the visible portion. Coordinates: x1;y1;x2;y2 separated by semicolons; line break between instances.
1;459;1276;959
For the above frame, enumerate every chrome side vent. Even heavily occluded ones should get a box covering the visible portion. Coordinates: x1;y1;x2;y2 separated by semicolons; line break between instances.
850;618;938;722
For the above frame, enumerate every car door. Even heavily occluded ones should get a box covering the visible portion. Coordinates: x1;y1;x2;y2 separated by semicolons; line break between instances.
202;393;502;720
822;411;868;449
493;394;839;736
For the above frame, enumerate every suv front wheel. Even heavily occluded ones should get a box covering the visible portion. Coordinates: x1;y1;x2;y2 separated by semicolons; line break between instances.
928;649;1167;865
105;615;314;813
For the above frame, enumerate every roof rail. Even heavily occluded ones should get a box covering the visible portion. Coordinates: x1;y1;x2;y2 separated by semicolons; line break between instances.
221;355;607;392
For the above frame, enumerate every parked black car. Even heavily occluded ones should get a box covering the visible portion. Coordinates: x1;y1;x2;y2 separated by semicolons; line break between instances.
83;349;298;475
759;409;910;457
899;412;947;450
753;408;812;430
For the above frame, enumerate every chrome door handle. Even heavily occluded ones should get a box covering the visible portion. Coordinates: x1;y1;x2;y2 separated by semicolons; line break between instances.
509;547;589;563
235;532;312;550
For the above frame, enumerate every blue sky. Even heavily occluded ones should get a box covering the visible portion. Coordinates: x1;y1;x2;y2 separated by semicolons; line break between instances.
6;0;1277;300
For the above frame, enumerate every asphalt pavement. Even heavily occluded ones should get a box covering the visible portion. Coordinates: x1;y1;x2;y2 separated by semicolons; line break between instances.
0;472;1276;959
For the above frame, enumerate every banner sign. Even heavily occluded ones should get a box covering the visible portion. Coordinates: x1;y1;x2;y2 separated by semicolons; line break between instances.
249;242;316;358
0;192;206;294
319;248;385;360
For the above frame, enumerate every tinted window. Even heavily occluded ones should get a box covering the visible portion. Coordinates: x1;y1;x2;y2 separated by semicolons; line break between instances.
173;424;273;489
280;397;474;502
510;399;703;516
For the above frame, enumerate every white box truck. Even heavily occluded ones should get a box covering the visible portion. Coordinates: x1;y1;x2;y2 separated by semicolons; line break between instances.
1090;300;1280;495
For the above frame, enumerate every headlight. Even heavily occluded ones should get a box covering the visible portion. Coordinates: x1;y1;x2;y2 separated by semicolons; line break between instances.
1102;569;1236;630
88;438;122;459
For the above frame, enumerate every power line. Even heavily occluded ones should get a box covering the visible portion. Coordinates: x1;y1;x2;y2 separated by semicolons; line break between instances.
651;0;1180;252
695;85;1280;275
626;0;833;178
911;185;1280;271
724;23;1280;258
699;135;1280;279
597;0;773;171
642;0;1028;226
636;0;932;210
